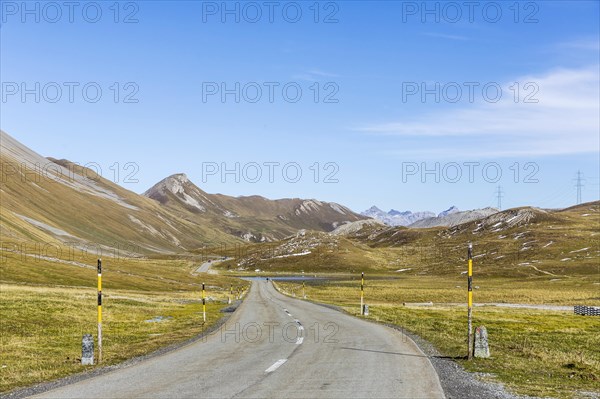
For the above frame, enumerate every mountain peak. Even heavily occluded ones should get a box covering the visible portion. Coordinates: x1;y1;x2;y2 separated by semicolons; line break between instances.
438;206;460;217
144;173;208;212
389;209;410;216
166;173;189;183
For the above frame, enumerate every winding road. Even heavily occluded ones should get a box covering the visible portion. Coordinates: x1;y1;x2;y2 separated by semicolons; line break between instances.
33;280;444;398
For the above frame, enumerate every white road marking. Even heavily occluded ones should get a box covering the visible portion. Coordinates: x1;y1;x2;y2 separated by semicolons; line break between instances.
265;359;287;373
296;337;304;345
298;325;304;331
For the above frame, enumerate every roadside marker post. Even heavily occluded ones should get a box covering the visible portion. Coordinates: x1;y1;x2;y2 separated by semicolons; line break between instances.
97;259;103;364
202;282;206;322
360;272;364;316
467;243;474;360
302;281;306;299
229;284;233;304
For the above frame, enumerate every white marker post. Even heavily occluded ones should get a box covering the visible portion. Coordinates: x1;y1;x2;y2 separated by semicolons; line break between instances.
360;272;365;316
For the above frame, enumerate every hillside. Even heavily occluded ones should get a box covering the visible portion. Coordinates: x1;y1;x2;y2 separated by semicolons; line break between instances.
0;131;366;259
144;174;366;242
409;207;499;228
219;203;600;278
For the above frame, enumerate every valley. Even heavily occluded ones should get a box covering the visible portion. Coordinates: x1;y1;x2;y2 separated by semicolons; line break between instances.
1;131;598;399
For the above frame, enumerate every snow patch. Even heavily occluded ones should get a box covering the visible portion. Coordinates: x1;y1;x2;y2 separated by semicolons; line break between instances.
273;251;312;259
569;247;589;253
223;210;238;218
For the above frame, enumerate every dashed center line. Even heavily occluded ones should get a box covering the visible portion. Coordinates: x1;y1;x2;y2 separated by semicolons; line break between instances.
265;359;287;373
282;307;304;345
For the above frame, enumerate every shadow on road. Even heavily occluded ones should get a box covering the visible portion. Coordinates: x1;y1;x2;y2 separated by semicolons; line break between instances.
340;347;429;358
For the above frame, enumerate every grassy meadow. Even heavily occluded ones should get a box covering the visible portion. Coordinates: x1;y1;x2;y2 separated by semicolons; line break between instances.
0;248;249;394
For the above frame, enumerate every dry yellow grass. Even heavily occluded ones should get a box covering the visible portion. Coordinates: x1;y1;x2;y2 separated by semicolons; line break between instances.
0;283;250;393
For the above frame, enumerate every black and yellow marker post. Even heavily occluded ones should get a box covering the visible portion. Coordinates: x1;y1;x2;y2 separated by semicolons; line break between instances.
360;272;365;316
302;281;306;299
202;282;206;322
97;259;103;364
467;243;473;360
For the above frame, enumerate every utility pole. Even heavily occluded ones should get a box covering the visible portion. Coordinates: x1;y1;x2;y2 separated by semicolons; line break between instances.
495;186;504;210
574;171;585;205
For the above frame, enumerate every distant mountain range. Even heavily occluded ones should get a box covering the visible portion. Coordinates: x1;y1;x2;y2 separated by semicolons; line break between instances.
409;207;499;228
362;206;460;226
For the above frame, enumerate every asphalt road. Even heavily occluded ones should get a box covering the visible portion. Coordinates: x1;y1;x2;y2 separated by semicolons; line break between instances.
195;258;230;274
33;280;444;399
196;261;213;273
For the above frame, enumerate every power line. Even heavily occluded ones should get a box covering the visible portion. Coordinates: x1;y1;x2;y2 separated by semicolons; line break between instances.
495;185;504;210
573;171;586;205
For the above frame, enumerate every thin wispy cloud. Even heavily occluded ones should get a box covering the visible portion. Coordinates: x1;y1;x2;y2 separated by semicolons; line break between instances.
422;32;470;41
358;66;600;157
557;37;600;51
293;69;341;82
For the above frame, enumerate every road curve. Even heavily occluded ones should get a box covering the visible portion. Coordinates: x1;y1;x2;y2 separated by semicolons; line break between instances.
195;258;232;274
33;279;444;399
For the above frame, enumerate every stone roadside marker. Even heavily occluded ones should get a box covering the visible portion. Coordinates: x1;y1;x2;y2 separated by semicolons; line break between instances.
473;326;490;358
82;334;94;365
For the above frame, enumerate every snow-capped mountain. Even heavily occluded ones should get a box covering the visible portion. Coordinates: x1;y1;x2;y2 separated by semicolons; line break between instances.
362;206;435;226
362;204;500;229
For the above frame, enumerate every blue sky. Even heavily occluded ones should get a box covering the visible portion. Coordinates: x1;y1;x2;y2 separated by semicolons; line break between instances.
1;1;599;213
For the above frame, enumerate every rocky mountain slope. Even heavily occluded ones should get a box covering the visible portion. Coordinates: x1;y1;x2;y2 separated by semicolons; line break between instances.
409;207;499;228
144;173;366;242
362;205;464;226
